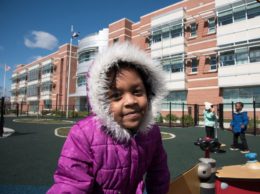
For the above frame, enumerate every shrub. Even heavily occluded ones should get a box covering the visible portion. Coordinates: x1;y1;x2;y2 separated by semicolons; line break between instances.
164;114;179;122
155;113;163;123
181;115;194;127
41;110;52;115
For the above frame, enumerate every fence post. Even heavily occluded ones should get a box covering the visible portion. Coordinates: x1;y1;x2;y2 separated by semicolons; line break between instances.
0;97;5;137
16;103;19;117
72;105;75;118
169;102;172;128
253;100;256;136
218;103;224;129
231;101;234;120
182;102;184;127
194;104;198;126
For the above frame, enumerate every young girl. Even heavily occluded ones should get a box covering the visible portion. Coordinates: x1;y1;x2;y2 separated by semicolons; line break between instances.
203;102;217;139
47;43;170;194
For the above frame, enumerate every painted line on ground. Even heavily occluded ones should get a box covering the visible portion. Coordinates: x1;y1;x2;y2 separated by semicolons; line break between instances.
161;132;176;140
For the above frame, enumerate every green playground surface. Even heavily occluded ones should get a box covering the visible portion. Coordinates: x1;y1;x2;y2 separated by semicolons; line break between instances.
1;117;260;194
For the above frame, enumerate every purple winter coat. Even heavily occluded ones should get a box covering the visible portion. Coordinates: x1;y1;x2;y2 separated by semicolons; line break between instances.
47;115;170;194
48;43;170;193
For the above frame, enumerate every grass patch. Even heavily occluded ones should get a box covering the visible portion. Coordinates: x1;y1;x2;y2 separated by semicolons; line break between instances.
56;127;71;137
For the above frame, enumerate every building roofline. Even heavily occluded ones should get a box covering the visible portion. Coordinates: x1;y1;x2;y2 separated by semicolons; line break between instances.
109;18;135;26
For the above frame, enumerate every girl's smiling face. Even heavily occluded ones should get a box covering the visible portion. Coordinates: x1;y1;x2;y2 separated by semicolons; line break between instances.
108;67;148;131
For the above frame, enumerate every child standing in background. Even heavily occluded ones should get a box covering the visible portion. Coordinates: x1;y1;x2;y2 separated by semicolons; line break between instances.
230;102;250;154
47;43;170;194
204;102;217;139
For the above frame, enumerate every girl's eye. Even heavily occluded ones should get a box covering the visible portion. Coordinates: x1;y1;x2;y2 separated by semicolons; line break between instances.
133;89;144;96
110;92;122;101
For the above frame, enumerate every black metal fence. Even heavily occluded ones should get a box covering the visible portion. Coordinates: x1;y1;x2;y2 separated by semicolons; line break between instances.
2;100;260;135
3;103;91;119
158;101;260;136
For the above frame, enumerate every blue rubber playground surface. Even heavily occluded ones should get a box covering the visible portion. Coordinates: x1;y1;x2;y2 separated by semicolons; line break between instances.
1;117;260;194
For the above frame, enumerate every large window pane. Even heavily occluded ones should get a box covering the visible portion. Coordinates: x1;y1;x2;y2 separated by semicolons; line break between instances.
42;63;53;75
220;51;235;66
77;75;86;87
233;5;246;22
161;55;183;73
41;81;52;92
170;24;182;38
162;91;187;109
247;2;260;19
249;46;260;62
235;47;248;64
28;69;40;81
78;50;97;63
210;56;217;70
191;58;198;72
208;18;216;33
190;23;197;37
218;9;233;26
27;84;39;97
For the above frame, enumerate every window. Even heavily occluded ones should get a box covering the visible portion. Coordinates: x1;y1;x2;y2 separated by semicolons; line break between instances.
28;69;40;81
44;100;52;109
235;48;248;64
152;31;162;43
27;84;39;97
161;91;187;110
18;87;26;95
152;20;183;43
249;46;260;63
162;28;170;39
218;9;233;26
190;23;197;37
161;55;183;73
170;24;182;38
208;18;216;34
77;75;86;87
29;101;39;112
18;73;27;82
78;50;97;63
191;58;198;72
41;81;52;92
42;63;53;75
220;51;235;66
210;56;217;70
223;87;260;108
217;2;260;26
233;5;246;22
247;2;260;19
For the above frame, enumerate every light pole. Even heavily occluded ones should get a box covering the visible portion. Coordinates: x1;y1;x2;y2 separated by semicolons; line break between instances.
66;25;79;118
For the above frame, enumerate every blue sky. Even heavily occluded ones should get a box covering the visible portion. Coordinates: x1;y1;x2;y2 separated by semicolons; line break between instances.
0;0;180;96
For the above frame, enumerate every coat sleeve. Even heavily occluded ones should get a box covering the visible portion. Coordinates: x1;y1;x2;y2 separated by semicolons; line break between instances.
243;112;249;127
145;126;170;194
47;123;94;194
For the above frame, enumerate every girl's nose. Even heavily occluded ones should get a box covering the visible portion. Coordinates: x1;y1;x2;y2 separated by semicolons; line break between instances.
124;93;137;106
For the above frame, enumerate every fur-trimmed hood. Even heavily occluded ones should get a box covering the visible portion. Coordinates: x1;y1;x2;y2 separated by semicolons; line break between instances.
87;43;167;142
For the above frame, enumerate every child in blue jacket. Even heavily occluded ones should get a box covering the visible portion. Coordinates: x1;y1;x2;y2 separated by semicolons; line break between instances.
230;102;249;153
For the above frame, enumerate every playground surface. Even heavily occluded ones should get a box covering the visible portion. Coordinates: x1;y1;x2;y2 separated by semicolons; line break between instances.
0;117;260;194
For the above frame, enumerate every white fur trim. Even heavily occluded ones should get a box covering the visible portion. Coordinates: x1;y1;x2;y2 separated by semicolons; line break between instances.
88;42;168;142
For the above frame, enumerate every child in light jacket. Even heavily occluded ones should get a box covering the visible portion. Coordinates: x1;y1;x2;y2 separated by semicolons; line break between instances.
203;102;217;139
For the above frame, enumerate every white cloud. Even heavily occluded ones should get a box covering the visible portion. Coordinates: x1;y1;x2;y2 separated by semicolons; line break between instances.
24;31;58;50
31;55;42;61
